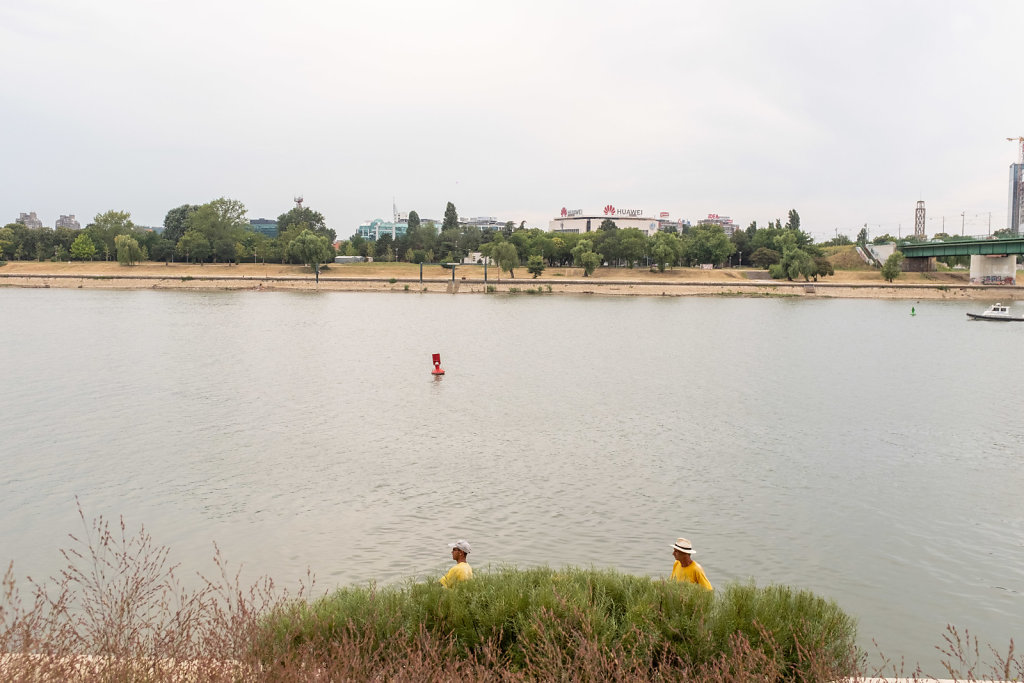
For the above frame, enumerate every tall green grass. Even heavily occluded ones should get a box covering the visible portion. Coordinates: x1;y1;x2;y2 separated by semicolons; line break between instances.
257;566;857;680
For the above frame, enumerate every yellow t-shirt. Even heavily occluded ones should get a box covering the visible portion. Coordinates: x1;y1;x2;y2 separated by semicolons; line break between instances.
670;560;713;590
440;562;473;587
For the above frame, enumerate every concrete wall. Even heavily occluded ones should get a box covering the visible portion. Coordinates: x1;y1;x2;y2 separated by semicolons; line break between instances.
969;254;1016;285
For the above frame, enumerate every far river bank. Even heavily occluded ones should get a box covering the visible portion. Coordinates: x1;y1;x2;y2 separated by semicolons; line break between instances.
2;261;1023;300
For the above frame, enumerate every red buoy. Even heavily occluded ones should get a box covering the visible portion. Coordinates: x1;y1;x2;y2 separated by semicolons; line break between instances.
431;353;445;375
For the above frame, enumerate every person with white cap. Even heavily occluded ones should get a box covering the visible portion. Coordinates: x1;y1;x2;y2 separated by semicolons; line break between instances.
670;537;713;590
439;539;473;587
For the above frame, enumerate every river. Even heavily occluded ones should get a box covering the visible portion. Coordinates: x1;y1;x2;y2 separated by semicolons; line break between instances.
1;288;1021;672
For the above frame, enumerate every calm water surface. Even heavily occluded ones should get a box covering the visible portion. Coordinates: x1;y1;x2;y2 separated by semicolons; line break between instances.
1;288;1022;672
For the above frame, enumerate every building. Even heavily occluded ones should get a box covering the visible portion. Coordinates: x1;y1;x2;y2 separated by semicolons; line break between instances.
55;214;80;230
358;218;408;240
248;218;278;238
548;206;682;237
461;216;506;231
17;212;43;229
696;214;740;236
1009;163;1023;235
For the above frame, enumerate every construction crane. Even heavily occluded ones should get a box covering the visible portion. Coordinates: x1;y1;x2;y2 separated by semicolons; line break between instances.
1008;137;1024;164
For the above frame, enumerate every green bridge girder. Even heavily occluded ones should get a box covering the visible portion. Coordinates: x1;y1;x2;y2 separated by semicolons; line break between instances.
898;237;1024;258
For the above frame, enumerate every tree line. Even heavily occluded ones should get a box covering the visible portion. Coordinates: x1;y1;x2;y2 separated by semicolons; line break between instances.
339;204;838;281
0;198;334;270
3;201;857;282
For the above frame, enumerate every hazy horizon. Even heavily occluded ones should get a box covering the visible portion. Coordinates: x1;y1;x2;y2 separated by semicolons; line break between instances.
4;1;1023;242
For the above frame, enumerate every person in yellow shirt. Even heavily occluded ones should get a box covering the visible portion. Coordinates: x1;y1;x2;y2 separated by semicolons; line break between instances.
439;539;473;587
669;537;713;590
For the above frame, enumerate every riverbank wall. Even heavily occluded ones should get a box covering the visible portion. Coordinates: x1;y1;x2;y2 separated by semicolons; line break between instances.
3;270;1024;300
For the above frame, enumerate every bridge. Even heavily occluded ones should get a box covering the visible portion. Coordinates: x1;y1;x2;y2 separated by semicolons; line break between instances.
899;236;1024;258
898;236;1023;284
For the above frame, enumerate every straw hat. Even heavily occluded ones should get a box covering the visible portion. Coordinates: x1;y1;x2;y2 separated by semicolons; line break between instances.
671;537;696;555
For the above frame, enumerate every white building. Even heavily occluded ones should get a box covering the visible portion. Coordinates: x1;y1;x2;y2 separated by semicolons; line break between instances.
697;214;740;236
17;212;43;229
549;206;684;237
55;214;80;230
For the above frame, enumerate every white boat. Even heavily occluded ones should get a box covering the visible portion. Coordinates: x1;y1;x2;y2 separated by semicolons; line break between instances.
966;303;1024;321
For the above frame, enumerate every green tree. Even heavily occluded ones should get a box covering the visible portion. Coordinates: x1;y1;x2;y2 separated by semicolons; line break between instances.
407;210;420;231
187;198;249;251
813;256;834;281
526;254;545;278
750;247;781;269
749;245;778;266
288;229;332;279
376;233;395;262
458;224;482;253
114;234;143;266
278;205;334;243
175;229;211;263
881;251;904;282
0;225;15;260
649;232;682;272
684;224;734;266
86;210;136;261
578;251;601;276
571;239;602;276
770;233;816;281
212;239;237;263
785;209;801;232
617;228;647;268
491;241;519;278
162;204;200;245
442;202;459;232
70;234;97;261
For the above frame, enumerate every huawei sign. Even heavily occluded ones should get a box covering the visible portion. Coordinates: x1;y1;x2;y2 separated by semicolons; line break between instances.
603;204;615;215
560;207;568;217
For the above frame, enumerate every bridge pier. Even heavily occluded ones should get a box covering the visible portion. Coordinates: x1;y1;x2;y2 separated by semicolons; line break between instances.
902;256;936;272
969;254;1017;285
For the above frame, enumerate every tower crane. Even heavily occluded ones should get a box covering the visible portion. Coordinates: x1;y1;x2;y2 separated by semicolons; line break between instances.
1008;137;1024;164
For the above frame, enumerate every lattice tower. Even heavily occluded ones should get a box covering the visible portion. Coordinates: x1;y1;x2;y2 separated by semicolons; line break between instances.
914;201;926;239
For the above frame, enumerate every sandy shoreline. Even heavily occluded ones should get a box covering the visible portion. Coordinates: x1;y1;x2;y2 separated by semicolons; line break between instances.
2;261;1022;300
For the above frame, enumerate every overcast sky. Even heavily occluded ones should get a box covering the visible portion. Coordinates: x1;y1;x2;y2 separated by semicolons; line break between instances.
3;0;1022;241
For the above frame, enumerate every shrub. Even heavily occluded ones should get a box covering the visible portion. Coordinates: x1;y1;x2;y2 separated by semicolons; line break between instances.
256;567;858;680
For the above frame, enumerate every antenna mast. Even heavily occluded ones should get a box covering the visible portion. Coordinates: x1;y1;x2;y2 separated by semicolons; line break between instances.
294;196;304;210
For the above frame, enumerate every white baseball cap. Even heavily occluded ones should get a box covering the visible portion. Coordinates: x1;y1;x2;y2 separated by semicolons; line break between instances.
448;539;472;554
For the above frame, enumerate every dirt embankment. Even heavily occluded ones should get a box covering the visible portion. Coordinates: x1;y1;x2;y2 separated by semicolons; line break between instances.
0;261;1020;300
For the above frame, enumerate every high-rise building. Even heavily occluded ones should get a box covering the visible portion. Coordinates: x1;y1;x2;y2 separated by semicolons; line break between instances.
55;214;80;230
17;212;43;229
1009;163;1023;235
248;218;278;237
